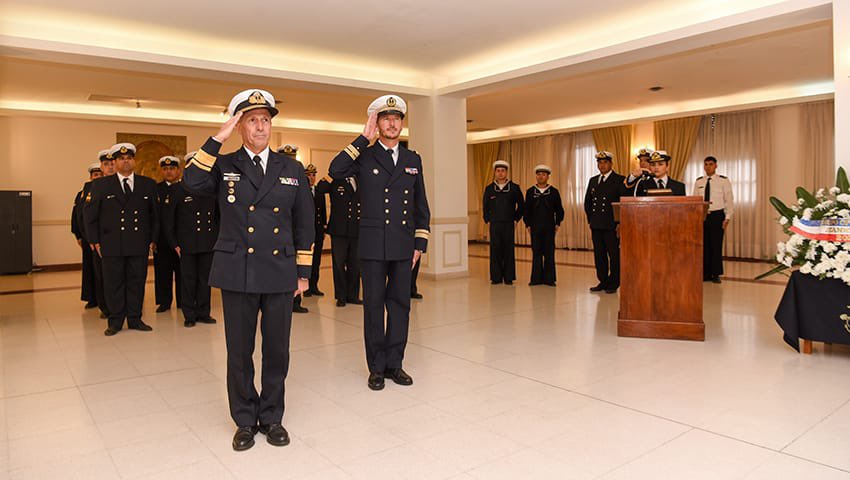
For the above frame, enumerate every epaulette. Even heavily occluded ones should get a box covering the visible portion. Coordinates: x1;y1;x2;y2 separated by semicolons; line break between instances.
719;175;727;179
696;176;704;180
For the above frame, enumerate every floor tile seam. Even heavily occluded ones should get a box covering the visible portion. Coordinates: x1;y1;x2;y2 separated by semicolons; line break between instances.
778;396;850;452
408;301;580;334
592;426;695;478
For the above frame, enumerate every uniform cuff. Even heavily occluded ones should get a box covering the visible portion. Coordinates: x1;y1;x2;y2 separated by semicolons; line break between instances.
187;137;221;172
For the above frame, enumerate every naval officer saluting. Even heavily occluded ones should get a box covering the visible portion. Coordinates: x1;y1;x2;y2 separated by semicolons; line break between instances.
329;95;431;391
183;89;314;451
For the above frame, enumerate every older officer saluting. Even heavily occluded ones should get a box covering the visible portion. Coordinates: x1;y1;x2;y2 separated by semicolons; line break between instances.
183;89;314;451
329;95;431;391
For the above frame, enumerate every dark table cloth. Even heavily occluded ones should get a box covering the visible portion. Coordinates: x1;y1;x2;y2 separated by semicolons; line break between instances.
774;271;850;352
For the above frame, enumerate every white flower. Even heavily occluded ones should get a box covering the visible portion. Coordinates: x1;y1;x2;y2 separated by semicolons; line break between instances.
842;270;850;285
800;263;813;274
830;187;841;195
821;241;838;254
779;217;789;225
838;193;850;205
802;208;813;220
798;198;806;205
791;205;800;212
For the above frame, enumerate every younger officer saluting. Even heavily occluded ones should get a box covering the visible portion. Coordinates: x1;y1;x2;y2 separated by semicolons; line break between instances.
524;165;564;286
585;151;625;294
183;89;314;451
693;156;733;283
627;150;685;196
482;160;524;285
329;94;431;391
84;143;158;336
162;154;219;327
154;156;182;312
72;161;103;309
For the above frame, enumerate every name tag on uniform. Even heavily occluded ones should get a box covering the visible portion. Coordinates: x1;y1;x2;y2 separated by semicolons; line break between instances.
106;194;115;199
279;177;299;186
223;172;241;182
184;196;193;203
405;167;419;175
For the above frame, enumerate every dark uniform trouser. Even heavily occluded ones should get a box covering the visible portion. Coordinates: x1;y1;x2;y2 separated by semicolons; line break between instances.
154;247;181;308
361;259;411;373
530;225;556;284
80;240;96;302
102;255;148;330
704;210;725;278
92;251;109;315
309;231;324;292
179;252;213;321
591;228;620;289
331;235;360;301
221;290;292;428
488;221;516;282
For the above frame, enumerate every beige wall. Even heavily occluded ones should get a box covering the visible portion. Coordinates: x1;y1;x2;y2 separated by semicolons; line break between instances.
0;115;354;266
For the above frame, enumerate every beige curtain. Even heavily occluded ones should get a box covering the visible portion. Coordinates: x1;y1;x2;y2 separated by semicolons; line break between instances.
654;116;702;180
800;100;835;190
471;142;501;240
685;110;774;259
592;125;632;175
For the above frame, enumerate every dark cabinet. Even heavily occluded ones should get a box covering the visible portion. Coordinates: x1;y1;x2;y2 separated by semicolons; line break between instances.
0;190;33;274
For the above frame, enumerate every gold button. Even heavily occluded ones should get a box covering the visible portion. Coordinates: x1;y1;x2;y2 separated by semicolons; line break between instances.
228;181;235;187
134;227;139;231
197;228;201;232
385;219;390;224
404;200;408;205
385;209;389;214
134;218;138;222
273;249;279;256
121;210;125;214
385;199;389;203
403;210;407;215
384;188;389;193
273;227;280;234
402;220;407;225
120;218;125;222
404;190;409;195
120;226;125;231
248;226;254;233
249;205;256;212
228;188;235;194
273;207;280;213
248;247;255;254
134;210;138;214
196;212;200;216
197;220;201;224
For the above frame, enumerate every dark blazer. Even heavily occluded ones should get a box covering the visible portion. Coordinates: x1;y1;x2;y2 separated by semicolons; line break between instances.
313;178;331;234
584;172;625;230
637;177;686;197
83;174;159;257
325;177;360;238
182;138;314;294
329;135;431;261
483;181;524;224
162;181;219;255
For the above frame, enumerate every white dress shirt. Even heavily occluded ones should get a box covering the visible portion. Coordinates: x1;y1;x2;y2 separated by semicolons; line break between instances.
243;146;270;173
117;172;135;193
378;140;399;166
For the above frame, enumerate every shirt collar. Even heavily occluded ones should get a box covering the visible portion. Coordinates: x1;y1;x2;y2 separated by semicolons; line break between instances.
243;145;270;166
494;180;510;190
117;172;134;182
377;140;397;154
535;184;550;193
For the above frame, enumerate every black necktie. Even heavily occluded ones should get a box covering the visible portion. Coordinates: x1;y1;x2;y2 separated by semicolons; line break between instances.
122;178;131;196
657;179;664;189
387;148;395;165
704;177;711;202
599;175;605;185
252;155;264;179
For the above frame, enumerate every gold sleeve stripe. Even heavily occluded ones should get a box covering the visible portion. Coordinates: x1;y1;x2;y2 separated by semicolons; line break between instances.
187;158;212;172
296;253;313;265
344;144;360;160
415;229;430;240
192;150;216;169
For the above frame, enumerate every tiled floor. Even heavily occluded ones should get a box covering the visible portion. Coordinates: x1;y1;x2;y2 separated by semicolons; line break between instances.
1;247;849;479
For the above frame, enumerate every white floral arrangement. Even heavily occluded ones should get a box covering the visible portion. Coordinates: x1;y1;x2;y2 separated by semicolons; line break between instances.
758;167;850;286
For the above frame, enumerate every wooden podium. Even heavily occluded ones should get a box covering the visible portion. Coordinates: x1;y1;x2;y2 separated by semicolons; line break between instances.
614;196;708;341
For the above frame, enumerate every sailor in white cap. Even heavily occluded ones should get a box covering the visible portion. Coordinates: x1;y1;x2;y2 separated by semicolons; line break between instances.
524;164;564;286
329;94;431;392
84;142;159;336
482;160;524;285
154;155;183;313
585;151;625;294
72;161;105;309
182;88;314;451
623;147;654;195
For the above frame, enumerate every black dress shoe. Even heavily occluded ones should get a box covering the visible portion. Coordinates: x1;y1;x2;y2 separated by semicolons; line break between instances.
711;277;722;284
604;288;618;294
293;305;309;313
505;281;513;285
384;368;413;386
368;373;385;391
590;284;605;292
336;300;346;307
491;280;503;285
155;305;170;313
184;319;196;328
196;316;217;324
528;281;541;286
259;423;290;447
347;298;363;305
99;312;108;319
303;290;313;297
411;292;423;299
84;301;98;309
544;282;556;287
232;425;258;451
104;327;120;336
129;321;153;332
309;289;325;297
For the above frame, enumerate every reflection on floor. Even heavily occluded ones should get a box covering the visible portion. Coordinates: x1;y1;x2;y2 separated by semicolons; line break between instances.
1;248;849;479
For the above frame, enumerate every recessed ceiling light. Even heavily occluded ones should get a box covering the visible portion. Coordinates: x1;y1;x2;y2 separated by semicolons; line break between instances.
649;86;664;92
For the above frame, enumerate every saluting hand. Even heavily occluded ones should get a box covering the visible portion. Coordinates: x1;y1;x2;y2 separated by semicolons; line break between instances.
631;167;650;178
363;111;378;141
213;111;243;143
